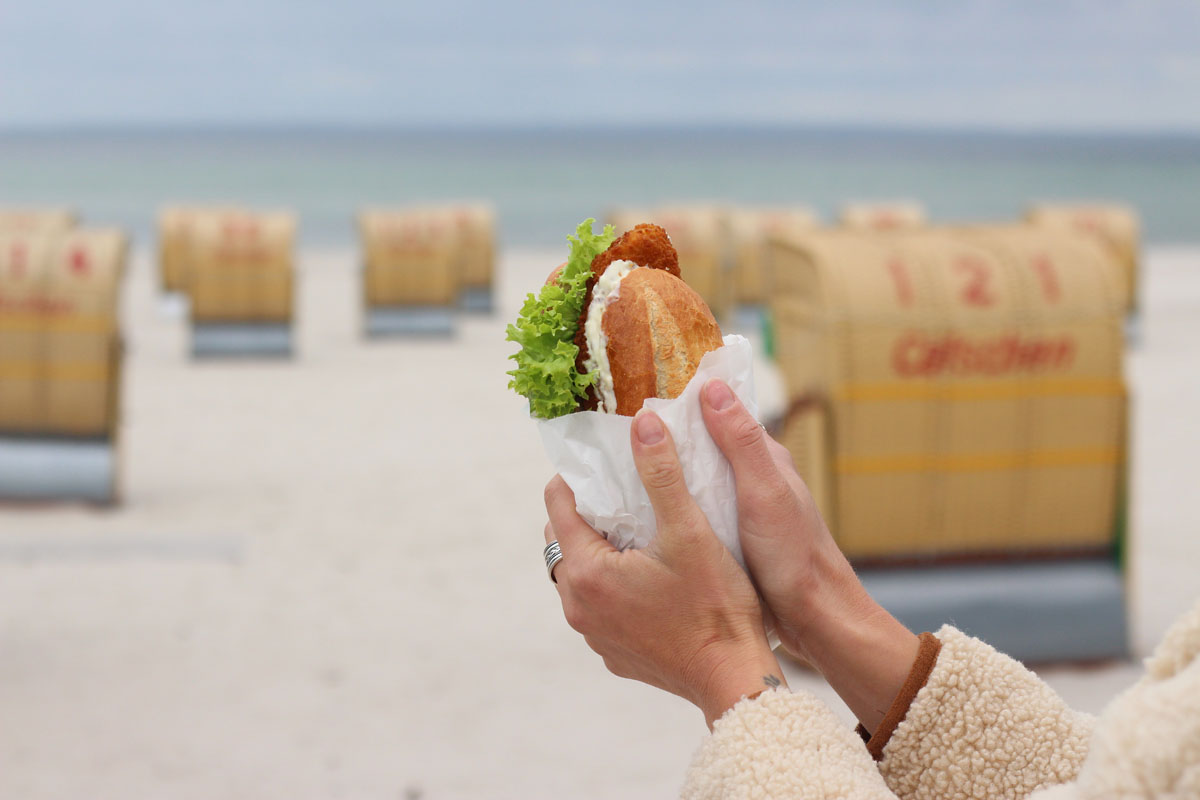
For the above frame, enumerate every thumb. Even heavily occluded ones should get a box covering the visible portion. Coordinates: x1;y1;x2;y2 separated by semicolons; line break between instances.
630;409;709;558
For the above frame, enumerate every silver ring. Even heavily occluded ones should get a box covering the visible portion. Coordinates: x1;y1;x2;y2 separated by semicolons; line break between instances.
544;540;564;583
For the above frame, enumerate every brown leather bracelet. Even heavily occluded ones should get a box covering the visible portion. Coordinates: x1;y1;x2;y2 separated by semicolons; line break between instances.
856;631;943;761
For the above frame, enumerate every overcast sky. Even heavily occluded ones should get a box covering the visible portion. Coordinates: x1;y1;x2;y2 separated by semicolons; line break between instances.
2;0;1198;131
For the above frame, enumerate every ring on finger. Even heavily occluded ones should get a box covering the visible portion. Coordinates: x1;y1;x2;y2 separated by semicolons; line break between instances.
543;540;564;583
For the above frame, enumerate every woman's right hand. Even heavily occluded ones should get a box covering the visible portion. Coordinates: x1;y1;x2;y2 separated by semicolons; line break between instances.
699;378;921;733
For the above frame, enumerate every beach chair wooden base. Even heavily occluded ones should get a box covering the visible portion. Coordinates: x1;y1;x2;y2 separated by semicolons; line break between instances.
458;287;493;313
0;435;117;504
364;307;455;338
858;559;1128;664
191;323;293;359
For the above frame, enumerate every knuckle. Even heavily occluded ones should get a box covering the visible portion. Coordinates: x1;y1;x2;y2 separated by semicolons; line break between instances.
766;438;797;469
563;601;588;634
665;515;712;547
641;456;684;493
602;656;627;679
570;562;602;598
745;475;798;518
731;414;766;450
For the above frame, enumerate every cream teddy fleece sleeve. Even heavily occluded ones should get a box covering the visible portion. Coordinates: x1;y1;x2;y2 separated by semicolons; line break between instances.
681;688;899;799
1059;599;1200;799
876;625;1096;800
681;628;1095;800
683;603;1200;800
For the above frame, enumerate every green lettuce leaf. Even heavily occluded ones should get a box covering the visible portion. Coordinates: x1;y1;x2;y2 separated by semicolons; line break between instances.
506;219;616;418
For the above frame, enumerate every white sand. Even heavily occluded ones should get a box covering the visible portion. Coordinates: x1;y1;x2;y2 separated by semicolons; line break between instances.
1;246;1197;799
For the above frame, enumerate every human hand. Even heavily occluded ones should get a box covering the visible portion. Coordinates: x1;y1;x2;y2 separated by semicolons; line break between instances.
699;378;919;732
544;409;785;729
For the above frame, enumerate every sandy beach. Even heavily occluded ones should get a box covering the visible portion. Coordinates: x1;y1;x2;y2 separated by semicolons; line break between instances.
1;245;1198;799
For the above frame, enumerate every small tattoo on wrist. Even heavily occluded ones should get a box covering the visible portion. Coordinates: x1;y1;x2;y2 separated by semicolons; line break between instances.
763;674;782;689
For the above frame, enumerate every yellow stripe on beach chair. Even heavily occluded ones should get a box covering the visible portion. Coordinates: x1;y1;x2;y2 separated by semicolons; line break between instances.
833;378;1125;403
835;446;1121;475
0;361;111;381
0;314;116;334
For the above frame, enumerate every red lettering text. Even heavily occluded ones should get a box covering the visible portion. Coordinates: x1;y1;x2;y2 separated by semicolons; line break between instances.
891;332;1077;377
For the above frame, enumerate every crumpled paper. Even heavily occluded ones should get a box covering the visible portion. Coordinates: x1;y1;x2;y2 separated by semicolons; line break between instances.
537;335;757;567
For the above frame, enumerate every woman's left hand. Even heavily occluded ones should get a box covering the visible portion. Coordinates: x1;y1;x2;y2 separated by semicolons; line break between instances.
543;409;786;729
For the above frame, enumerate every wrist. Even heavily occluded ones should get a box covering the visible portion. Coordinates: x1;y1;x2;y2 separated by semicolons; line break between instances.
690;640;786;730
788;569;919;731
776;541;873;660
765;542;920;732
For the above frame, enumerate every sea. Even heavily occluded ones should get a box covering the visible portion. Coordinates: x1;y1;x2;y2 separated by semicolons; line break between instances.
1;126;1198;248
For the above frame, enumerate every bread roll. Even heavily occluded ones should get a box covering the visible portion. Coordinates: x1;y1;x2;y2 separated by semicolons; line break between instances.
599;268;723;416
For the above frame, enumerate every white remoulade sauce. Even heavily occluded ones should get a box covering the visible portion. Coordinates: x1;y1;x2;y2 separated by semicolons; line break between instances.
582;259;640;413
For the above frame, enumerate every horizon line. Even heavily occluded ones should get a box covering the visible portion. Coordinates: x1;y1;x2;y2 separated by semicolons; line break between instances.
2;120;1200;140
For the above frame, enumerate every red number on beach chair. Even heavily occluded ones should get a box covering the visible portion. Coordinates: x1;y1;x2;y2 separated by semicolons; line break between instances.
70;247;90;276
9;242;27;277
887;258;915;306
1032;255;1062;304
955;257;995;307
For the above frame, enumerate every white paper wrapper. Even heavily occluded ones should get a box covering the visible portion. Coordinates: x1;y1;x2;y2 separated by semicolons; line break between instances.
537;335;757;567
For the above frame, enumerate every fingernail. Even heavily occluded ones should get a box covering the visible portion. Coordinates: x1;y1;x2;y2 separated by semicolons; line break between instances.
634;410;665;445
705;379;734;411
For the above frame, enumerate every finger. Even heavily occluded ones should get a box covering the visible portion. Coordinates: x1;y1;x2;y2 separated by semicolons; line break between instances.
701;379;781;479
544;476;614;560
700;379;798;528
630;410;707;544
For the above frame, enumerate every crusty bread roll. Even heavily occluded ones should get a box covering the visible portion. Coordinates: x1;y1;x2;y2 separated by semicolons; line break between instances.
538;224;722;416
599;268;723;416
